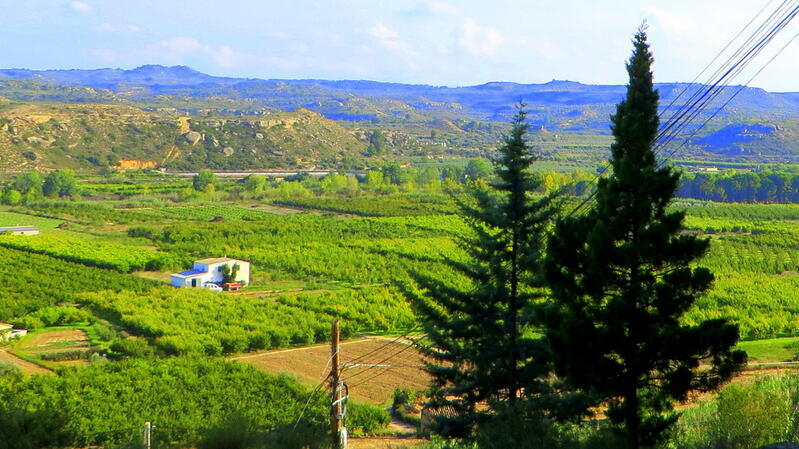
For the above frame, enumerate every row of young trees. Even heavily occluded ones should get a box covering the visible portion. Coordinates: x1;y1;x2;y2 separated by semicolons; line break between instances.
412;29;746;449
1;169;78;205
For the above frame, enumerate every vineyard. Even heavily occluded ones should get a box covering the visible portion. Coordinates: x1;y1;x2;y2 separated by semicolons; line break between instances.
0;233;182;272
0;171;798;449
2;194;799;349
275;193;459;216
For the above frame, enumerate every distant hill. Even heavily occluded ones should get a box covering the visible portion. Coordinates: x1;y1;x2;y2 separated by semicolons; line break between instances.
0;100;367;172
3;65;799;167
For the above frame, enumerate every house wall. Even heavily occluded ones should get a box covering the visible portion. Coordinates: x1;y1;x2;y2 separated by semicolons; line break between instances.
170;275;186;287
0;229;40;236
207;261;250;284
173;260;250;288
171;274;213;288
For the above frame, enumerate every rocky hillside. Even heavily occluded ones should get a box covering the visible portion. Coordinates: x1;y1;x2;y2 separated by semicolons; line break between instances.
5;65;799;165
0;100;367;172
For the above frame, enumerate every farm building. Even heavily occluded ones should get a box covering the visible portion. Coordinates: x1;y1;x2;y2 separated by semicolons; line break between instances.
0;226;40;236
170;257;250;289
0;322;27;341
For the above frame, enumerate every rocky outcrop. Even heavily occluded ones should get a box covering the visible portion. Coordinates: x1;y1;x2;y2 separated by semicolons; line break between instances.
115;159;158;170
181;131;203;145
26;136;53;146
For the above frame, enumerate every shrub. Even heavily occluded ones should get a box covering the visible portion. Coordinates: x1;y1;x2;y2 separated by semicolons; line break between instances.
393;387;416;409
670;375;799;449
348;402;391;435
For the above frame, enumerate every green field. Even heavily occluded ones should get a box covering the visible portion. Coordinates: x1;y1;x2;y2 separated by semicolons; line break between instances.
0;172;799;447
0;188;797;356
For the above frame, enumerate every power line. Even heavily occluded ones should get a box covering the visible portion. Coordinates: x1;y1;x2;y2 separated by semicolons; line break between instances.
292;348;336;430
565;0;799;218
344;334;426;385
658;28;799;165
340;326;423;370
344;337;423;382
656;0;779;120
654;1;799;159
654;0;796;150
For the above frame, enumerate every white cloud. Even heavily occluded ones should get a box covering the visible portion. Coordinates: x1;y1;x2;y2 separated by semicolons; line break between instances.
459;18;503;56
369;21;399;40
70;1;91;12
290;43;309;54
428;1;458;16
93;23;140;33
534;41;562;59
89;48;119;63
204;45;245;69
133;37;249;69
368;21;416;56
159;36;202;53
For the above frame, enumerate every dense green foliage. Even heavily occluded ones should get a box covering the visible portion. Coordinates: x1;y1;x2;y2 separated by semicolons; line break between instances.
81;286;414;355
544;30;745;448
411;107;556;439
678;170;799;203
0;233;181;272
0;357;387;449
0;246;155;321
43;169;77;198
669;375;799;449
144;214;467;285
275;193;458;216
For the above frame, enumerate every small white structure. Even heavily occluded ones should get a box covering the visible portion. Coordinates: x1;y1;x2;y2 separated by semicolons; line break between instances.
0;322;27;341
0;226;40;236
170;257;250;289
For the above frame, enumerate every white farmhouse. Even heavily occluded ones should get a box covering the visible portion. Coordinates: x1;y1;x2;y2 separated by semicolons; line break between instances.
170;257;250;289
0;322;27;341
0;226;40;236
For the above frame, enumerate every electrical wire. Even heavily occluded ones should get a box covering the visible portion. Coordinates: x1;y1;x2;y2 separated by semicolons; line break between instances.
292;348;337;430
340;326;423;370
566;0;799;217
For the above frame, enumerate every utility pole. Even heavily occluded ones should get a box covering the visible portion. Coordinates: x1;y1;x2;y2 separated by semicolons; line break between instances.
330;320;347;449
143;422;152;449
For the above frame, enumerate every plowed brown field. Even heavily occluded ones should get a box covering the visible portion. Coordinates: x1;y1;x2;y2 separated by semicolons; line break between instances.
232;337;431;404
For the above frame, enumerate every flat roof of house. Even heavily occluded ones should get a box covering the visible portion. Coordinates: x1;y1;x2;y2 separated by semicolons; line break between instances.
195;257;248;265
0;226;39;232
0;322;13;329
173;269;207;278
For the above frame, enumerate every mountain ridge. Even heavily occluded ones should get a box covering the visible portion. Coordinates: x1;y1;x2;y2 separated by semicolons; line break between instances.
3;65;799;168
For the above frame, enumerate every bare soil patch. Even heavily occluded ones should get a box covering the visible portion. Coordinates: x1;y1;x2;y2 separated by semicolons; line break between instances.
133;270;172;283
21;329;89;353
348;438;426;449
14;329;92;368
0;349;52;375
233;337;431;404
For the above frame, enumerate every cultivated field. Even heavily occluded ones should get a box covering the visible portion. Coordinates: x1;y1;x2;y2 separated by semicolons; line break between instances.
348;438;427;449
233;337;430;404
0;348;51;374
14;329;91;368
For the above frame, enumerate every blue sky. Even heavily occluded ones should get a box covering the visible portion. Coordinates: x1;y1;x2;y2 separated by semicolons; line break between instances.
3;0;799;91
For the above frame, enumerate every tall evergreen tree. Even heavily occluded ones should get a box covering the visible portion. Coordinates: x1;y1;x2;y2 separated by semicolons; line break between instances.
410;106;556;438
543;27;746;448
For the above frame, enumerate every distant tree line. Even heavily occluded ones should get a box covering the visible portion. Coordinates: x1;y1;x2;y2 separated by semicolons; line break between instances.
1;170;77;205
677;170;799;203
